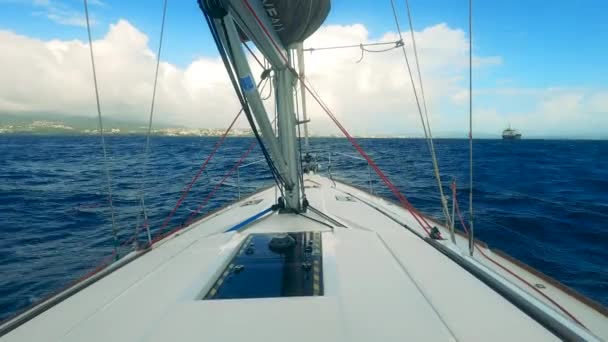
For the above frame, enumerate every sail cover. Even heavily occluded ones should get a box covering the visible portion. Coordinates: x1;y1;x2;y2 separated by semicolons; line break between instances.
262;0;331;47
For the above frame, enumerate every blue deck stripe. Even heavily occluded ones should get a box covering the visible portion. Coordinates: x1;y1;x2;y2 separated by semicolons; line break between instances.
225;207;274;232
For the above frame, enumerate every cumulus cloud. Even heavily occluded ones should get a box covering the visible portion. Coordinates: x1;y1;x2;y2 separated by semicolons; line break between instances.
465;87;608;137
301;22;503;135
0;20;241;129
0;18;605;137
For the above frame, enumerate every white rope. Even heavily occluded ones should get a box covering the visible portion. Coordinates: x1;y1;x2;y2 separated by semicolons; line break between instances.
389;0;452;226
138;0;169;247
83;0;120;258
468;0;475;256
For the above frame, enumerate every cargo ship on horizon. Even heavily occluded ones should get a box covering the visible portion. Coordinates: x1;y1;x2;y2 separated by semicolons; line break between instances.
503;125;522;139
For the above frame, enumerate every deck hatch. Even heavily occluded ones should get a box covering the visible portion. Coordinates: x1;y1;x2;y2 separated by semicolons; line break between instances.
335;195;355;202
240;198;263;207
204;232;323;300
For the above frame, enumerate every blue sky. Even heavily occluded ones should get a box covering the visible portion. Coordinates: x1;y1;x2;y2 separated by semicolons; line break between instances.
2;0;606;86
0;0;607;137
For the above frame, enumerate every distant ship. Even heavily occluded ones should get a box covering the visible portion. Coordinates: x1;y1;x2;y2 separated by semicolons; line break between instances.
502;125;522;140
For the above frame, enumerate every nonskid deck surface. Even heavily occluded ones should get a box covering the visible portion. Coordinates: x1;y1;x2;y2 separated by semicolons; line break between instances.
1;174;606;341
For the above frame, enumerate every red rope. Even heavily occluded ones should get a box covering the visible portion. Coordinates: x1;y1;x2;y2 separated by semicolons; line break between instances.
244;43;264;69
9;144;258;323
150;140;258;244
242;0;289;64
452;181;469;237
451;181;585;326
184;140;257;225
67;109;245;288
155;110;242;237
302;80;437;237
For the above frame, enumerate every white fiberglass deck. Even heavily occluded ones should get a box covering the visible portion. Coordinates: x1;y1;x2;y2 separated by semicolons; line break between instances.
1;174;606;341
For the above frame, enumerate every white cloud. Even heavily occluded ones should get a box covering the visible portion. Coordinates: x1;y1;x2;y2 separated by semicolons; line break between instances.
539;91;583;118
0;19;606;137
588;91;608;113
301;23;501;135
0;20;243;129
44;12;88;27
469;87;608;137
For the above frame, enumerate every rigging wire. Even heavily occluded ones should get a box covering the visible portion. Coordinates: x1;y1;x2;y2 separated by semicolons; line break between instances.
244;42;264;69
138;0;169;247
401;0;451;229
184;139;258;226
450;181;584;326
302;39;403;63
304;40;404;63
212;2;438;233
388;0;452;228
83;0;120;259
402;0;429;121
297;212;335;230
155;76;270;238
301;76;437;237
133;207;144;249
303;40;403;52
468;0;475;256
388;0;429;142
234;13;438;236
156;108;242;238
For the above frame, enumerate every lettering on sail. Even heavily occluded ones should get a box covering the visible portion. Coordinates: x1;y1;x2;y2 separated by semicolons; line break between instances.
262;0;285;32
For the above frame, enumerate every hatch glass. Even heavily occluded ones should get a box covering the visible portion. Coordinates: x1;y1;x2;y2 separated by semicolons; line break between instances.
203;232;323;300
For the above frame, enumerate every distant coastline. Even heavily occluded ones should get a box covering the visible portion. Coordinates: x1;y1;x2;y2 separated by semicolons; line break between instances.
1;115;606;140
2;132;607;140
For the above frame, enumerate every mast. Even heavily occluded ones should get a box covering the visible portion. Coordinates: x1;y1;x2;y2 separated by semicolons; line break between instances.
275;51;302;210
200;0;331;212
296;43;310;150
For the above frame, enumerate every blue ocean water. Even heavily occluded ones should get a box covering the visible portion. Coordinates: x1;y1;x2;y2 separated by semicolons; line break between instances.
0;135;606;321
